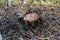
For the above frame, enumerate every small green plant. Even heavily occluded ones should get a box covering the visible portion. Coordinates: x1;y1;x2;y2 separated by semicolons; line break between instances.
56;0;60;4
0;0;5;5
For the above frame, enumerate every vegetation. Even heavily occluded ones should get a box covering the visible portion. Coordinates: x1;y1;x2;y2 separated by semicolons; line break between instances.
0;0;60;5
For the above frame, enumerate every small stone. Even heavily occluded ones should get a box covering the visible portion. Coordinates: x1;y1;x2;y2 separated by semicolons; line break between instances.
0;16;2;20
17;13;24;19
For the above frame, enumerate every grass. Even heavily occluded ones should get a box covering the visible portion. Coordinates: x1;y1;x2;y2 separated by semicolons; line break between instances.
0;0;60;6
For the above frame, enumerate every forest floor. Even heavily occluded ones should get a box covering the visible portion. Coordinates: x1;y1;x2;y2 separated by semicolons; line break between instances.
0;5;60;40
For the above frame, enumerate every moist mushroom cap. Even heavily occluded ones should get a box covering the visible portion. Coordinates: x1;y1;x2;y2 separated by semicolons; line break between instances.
24;13;39;22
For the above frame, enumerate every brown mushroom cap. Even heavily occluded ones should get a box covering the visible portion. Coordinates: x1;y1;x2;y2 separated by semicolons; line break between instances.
24;13;39;22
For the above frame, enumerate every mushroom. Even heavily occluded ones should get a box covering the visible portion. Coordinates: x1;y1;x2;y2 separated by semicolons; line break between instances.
24;13;39;22
17;13;39;30
24;13;39;26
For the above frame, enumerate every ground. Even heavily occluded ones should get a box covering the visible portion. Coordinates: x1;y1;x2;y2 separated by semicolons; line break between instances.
0;5;60;40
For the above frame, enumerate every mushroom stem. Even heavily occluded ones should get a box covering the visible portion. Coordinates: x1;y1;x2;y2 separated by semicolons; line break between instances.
25;21;28;26
32;22;35;27
24;21;29;30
